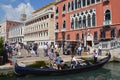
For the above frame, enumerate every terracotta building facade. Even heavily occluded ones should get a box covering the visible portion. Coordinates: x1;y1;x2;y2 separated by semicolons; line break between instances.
55;0;120;48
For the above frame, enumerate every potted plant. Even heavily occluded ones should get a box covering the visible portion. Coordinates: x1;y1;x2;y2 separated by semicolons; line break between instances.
0;37;4;65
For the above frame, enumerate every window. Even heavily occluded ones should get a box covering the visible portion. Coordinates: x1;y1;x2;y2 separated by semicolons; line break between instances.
56;7;58;14
79;17;82;28
68;2;71;11
92;13;96;26
63;20;66;29
83;15;86;27
67;34;70;40
94;31;98;40
51;14;54;18
82;33;84;41
75;0;78;9
71;1;74;10
87;14;91;27
71;18;74;29
62;32;65;40
105;10;111;21
63;4;66;12
75;18;78;29
87;0;90;5
91;0;95;4
76;33;79;40
78;0;81;8
111;29;115;38
56;22;59;30
96;0;100;2
55;33;58;40
100;31;106;39
83;0;86;7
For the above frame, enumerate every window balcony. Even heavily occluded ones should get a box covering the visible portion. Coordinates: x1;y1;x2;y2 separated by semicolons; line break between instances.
55;29;59;33
104;20;111;25
61;28;66;32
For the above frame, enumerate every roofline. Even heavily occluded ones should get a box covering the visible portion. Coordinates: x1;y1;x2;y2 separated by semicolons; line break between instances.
32;2;55;14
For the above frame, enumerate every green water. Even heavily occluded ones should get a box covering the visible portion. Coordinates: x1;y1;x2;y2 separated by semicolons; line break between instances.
7;62;120;80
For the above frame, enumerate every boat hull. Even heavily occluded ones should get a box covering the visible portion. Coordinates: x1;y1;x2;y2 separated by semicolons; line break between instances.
13;54;111;76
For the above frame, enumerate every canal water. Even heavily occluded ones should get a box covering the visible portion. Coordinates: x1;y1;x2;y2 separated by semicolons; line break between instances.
9;62;120;80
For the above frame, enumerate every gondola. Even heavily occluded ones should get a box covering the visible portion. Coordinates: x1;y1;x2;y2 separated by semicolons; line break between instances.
12;54;111;76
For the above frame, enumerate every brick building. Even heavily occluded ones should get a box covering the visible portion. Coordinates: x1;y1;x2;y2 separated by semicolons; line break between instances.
55;0;120;49
0;20;22;42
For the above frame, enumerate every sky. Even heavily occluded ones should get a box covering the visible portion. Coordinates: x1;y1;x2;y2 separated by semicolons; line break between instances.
0;0;54;22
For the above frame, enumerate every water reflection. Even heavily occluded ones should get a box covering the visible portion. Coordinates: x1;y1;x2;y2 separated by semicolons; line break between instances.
10;68;111;80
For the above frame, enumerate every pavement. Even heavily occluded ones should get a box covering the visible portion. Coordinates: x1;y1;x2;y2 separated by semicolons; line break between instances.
0;48;118;70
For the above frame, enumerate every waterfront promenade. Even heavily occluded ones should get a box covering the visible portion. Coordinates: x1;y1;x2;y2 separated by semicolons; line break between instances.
0;48;120;70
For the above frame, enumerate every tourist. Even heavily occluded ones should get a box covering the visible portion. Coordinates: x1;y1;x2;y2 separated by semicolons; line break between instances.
77;45;82;56
8;45;13;58
33;43;38;57
43;43;48;57
70;55;78;69
48;49;54;67
93;49;98;63
55;52;62;70
3;45;9;64
67;45;71;55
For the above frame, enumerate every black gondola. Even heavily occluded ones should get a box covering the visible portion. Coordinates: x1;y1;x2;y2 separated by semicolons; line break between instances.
12;54;111;76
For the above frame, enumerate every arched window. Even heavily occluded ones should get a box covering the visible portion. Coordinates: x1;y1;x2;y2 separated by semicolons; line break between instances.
71;18;74;29
67;34;70;40
83;15;86;27
75;0;78;9
63;4;66;12
76;33;79;40
78;0;81;8
87;14;91;27
105;10;111;21
75;18;78;29
56;22;59;30
111;29;115;38
71;1;74;10
92;13;96;26
63;20;66;29
79;17;82;28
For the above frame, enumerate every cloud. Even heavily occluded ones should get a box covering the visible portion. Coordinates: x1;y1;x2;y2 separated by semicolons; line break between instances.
1;2;35;21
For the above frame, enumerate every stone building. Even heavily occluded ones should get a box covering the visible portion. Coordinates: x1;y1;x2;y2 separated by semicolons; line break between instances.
8;23;24;43
24;2;55;48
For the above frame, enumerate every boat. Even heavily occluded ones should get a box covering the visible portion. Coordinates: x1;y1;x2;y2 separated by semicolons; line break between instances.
12;53;111;76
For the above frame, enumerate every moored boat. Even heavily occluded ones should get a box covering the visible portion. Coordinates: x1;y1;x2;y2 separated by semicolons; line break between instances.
12;54;111;76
